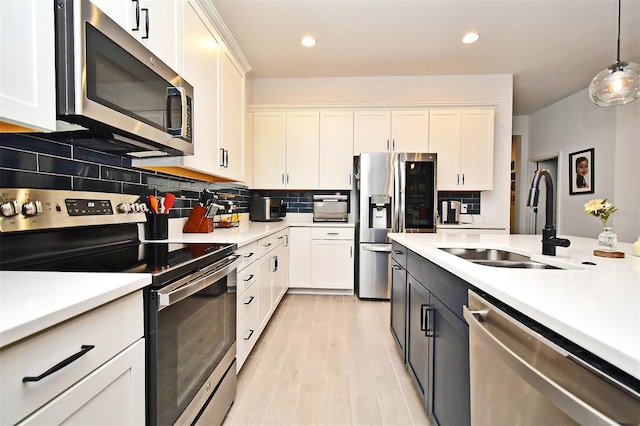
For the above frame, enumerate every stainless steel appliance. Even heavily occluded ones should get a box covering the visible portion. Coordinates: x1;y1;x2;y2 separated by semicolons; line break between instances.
0;189;240;425
464;291;640;425
313;194;348;222
440;200;460;224
250;197;286;222
53;0;194;157
354;152;437;299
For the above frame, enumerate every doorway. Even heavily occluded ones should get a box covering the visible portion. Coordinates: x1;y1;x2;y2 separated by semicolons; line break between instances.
532;157;558;234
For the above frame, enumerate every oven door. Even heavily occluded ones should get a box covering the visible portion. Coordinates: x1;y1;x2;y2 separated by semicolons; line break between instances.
147;254;240;425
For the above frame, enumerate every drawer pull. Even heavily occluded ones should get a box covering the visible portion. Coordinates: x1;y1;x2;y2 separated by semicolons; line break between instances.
243;274;255;282
244;296;255;305
264;243;272;247
327;232;339;236
243;329;255;340
244;252;254;259
393;250;403;255
23;345;95;382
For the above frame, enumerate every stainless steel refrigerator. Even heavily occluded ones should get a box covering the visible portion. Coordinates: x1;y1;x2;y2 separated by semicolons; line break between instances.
354;152;437;299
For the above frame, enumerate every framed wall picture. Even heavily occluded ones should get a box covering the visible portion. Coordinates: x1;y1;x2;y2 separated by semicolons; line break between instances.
569;148;594;195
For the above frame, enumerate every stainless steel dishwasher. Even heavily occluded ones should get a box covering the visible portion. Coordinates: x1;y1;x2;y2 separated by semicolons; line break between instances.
464;291;640;425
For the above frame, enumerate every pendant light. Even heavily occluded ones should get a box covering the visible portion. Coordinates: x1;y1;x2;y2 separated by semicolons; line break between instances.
588;0;640;106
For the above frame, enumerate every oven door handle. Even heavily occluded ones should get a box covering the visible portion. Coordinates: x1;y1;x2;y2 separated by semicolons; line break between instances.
157;254;241;308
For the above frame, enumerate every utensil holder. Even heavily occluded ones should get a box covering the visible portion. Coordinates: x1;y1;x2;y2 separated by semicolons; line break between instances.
145;214;169;240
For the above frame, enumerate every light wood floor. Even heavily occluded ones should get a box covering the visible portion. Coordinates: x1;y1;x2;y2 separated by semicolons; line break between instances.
224;294;431;426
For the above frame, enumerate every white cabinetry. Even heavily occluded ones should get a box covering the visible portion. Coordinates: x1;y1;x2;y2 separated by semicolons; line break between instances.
253;111;320;189
132;1;247;182
236;229;288;371
288;226;355;292
0;0;56;131
0;291;144;425
429;109;495;190
288;227;312;288
311;227;355;290
219;48;245;181
89;0;181;70
354;110;429;154
319;110;354;189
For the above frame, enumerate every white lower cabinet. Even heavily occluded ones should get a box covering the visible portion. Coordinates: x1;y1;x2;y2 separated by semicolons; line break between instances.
236;229;288;372
0;291;144;425
288;226;355;292
20;340;145;426
288;227;312;288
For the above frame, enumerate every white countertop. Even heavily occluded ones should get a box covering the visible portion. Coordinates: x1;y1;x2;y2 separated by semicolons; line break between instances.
0;272;150;349
388;232;640;380
156;214;355;247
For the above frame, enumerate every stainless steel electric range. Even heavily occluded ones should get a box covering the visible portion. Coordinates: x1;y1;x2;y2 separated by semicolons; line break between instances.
0;188;240;425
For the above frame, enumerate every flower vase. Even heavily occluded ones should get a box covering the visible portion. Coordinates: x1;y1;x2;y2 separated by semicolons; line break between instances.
598;226;618;252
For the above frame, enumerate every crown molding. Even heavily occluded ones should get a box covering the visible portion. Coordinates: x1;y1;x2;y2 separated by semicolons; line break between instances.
246;101;501;112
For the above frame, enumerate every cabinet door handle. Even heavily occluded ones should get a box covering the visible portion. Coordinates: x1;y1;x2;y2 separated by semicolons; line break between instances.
425;307;435;337
462;173;465;185
393;250;403;255
243;329;255;341
286;173;289;184
282;173;285;184
457;174;460;185
387;139;390;151
243;274;254;282
420;304;427;332
392;139;395;150
272;255;278;272
349;174;352;185
392;264;402;270
131;0;140;31
23;345;95;382
285;234;289;247
224;149;229;167
244;296;255;305
220;148;226;167
141;8;149;39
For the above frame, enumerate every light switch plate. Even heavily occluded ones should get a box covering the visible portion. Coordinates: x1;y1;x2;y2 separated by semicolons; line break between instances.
461;203;468;214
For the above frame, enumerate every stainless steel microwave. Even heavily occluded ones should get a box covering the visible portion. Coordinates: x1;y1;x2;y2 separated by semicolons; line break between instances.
54;0;193;157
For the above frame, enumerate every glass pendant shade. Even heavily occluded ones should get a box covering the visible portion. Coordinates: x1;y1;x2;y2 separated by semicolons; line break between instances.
589;61;640;106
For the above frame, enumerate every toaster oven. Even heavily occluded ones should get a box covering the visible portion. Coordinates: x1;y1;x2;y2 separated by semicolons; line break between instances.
313;195;348;222
250;197;286;222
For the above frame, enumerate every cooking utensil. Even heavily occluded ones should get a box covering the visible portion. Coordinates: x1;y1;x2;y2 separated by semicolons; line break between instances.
148;195;159;214
164;193;176;213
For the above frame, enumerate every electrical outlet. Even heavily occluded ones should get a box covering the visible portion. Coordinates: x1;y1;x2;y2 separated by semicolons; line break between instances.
461;203;468;214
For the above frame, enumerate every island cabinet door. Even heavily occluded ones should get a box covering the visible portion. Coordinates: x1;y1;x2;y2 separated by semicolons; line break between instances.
406;275;432;407
430;294;470;426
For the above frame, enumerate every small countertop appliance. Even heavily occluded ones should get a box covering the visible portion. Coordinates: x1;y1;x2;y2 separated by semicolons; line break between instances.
313;195;348;222
250;197;286;222
441;200;461;224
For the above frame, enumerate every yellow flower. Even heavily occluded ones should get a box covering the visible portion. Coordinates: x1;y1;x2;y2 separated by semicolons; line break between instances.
584;198;617;225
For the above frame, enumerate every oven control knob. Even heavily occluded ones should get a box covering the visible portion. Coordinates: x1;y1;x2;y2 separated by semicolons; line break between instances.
130;203;141;213
117;203;131;213
139;203;149;213
0;200;20;217
22;200;42;217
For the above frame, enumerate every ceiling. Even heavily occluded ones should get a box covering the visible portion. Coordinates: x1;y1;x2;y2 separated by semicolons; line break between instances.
211;0;640;115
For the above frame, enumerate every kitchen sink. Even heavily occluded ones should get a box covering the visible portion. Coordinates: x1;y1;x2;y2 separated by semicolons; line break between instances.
438;247;560;270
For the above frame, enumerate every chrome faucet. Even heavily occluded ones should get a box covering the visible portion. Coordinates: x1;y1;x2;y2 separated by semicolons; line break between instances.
527;169;571;256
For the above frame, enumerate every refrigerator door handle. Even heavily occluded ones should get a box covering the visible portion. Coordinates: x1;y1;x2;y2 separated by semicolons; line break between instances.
361;244;392;252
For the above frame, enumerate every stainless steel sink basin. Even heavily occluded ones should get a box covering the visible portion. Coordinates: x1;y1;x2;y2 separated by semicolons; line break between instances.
439;247;560;270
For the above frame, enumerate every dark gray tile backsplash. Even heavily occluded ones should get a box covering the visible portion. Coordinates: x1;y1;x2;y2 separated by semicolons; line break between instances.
437;191;481;214
0;133;251;218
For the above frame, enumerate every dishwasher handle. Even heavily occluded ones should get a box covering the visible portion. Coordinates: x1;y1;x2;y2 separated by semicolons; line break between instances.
463;301;621;426
158;254;241;308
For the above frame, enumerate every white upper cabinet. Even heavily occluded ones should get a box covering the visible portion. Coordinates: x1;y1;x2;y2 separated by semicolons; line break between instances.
252;111;320;189
354;110;391;153
319;110;354;190
0;0;56;131
253;112;287;188
286;111;320;189
89;0;180;71
391;110;430;152
219;48;245;181
354;110;429;154
429;108;495;190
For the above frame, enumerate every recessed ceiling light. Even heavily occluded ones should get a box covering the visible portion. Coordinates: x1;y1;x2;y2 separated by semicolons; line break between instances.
301;36;316;47
462;32;480;44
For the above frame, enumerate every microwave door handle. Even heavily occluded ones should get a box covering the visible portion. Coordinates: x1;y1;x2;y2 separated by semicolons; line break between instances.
166;86;186;136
